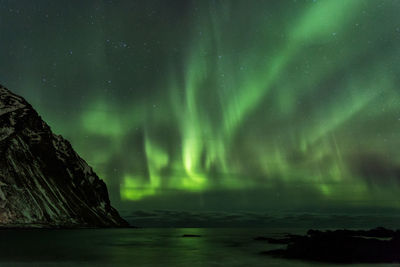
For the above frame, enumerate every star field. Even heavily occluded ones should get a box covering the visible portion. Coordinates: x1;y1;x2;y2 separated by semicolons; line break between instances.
1;0;400;213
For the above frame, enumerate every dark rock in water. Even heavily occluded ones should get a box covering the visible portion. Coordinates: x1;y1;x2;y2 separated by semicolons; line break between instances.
255;235;302;244
254;236;269;241
263;227;400;263
255;233;303;243
182;234;202;237
0;84;128;227
307;226;395;238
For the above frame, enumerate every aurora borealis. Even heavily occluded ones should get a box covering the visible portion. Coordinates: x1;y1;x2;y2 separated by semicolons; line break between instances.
1;0;400;213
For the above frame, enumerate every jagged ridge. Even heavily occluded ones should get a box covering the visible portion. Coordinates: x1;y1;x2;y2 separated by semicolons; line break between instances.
0;84;128;227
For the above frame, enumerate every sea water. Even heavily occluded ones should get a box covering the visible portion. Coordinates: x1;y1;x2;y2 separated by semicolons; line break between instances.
0;228;396;266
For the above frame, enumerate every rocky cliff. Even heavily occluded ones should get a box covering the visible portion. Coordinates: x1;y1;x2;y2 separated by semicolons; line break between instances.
0;84;128;227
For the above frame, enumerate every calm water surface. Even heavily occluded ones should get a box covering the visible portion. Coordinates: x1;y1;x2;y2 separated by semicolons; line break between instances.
0;228;397;266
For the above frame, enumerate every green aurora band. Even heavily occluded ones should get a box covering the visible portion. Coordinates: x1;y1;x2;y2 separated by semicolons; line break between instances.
2;0;400;211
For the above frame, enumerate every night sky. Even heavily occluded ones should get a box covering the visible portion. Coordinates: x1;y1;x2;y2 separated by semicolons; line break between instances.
1;0;400;215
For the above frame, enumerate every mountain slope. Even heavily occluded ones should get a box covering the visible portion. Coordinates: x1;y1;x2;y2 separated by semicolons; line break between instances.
0;84;128;227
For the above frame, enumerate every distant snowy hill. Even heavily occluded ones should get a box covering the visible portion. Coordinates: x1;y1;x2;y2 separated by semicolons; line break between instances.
0;84;128;227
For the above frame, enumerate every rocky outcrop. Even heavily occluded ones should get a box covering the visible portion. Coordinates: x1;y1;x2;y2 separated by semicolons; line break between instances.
263;227;400;263
0;84;128;227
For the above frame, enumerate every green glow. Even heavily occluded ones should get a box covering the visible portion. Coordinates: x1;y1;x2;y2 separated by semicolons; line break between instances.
10;0;400;209
291;0;362;41
121;174;157;201
81;101;124;137
117;0;400;203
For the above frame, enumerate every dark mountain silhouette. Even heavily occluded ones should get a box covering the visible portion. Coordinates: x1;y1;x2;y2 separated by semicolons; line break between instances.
0;84;128;227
